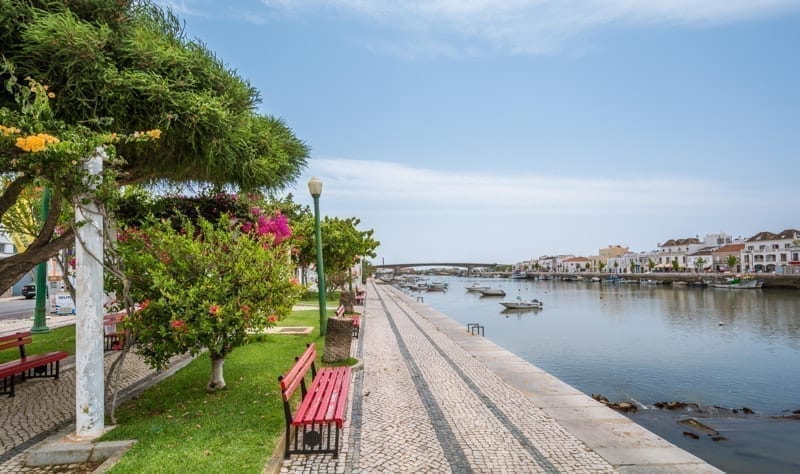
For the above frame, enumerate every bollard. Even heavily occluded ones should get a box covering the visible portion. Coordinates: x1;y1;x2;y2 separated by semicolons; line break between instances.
416;296;424;303
467;323;484;336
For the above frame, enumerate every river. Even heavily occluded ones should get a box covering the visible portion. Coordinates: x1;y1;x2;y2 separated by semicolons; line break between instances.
404;276;800;473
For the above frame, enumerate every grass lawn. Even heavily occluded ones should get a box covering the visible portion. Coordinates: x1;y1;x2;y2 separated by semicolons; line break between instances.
101;309;335;473
0;325;76;363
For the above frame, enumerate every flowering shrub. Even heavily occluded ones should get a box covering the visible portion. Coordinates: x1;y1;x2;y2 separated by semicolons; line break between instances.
111;212;303;391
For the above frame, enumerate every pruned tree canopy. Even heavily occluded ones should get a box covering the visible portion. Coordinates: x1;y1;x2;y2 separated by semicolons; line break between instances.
0;0;309;293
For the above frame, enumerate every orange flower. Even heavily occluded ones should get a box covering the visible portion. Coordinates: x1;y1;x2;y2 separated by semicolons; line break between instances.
240;304;251;314
170;320;185;329
268;315;277;323
209;304;220;316
139;300;151;310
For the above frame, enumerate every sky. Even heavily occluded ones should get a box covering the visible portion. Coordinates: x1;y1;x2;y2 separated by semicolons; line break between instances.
159;0;800;265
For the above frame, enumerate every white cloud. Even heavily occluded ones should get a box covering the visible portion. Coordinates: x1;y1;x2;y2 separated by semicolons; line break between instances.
298;158;745;217
260;0;800;55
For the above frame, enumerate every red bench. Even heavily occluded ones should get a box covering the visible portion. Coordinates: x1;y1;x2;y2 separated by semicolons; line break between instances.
103;311;127;351
336;305;361;338
0;332;69;397
355;290;366;305
278;343;351;459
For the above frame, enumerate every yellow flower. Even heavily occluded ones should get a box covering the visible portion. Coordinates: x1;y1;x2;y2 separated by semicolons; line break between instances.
145;129;162;139
0;125;22;136
47;92;56;98
15;133;60;152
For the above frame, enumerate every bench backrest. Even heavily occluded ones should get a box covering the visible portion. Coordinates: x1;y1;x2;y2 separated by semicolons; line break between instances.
336;305;345;317
103;311;127;324
278;343;317;402
0;332;32;358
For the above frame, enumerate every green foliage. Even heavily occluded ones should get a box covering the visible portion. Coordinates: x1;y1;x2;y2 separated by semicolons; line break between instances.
726;255;739;269
0;0;308;294
111;213;303;370
102;309;325;473
294;215;379;290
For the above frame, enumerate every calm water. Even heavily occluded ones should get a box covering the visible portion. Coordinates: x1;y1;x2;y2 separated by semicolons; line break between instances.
408;276;800;473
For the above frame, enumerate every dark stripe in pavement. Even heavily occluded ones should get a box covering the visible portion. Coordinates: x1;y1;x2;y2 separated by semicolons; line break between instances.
375;288;475;474
385;287;561;473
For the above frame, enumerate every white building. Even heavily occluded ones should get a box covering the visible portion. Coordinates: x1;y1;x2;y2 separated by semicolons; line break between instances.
742;229;800;274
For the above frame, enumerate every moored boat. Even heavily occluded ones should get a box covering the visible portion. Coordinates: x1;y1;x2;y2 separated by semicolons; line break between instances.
479;288;506;297
466;283;490;292
500;297;543;309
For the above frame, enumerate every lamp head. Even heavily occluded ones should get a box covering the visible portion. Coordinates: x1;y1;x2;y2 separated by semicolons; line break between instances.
307;176;323;197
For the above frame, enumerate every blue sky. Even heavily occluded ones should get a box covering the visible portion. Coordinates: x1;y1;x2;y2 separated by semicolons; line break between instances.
160;0;799;265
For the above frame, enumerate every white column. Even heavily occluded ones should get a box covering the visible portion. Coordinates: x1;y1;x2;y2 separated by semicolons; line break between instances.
74;148;105;438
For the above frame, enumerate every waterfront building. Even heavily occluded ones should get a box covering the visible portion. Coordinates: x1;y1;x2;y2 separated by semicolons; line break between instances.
686;247;714;272
742;229;800;274
656;237;703;271
711;243;745;272
562;256;591;272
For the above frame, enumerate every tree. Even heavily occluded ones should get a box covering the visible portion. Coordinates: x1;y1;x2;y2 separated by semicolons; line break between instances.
111;210;302;391
695;257;707;273
671;259;680;272
613;261;619;273
598;261;606;272
726;255;739;272
0;1;309;293
295;215;379;292
629;260;636;273
648;258;656;272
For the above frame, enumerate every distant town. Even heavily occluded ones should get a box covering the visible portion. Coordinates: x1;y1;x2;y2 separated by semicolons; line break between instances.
514;229;800;276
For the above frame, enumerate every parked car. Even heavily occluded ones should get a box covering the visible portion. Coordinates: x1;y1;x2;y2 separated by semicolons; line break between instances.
21;284;36;299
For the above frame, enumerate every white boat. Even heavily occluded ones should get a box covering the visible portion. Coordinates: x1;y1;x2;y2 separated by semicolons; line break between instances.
466;283;490;292
500;297;543;309
479;288;506;297
590;277;601;282
709;277;763;289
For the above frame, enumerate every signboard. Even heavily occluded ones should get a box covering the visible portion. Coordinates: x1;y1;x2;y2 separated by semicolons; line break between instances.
55;293;75;315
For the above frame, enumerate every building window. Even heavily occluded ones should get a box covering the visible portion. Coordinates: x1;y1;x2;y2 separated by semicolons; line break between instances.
781;254;787;262
759;245;766;250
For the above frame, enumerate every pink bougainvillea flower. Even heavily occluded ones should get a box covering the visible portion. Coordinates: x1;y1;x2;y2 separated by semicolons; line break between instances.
268;315;277;323
170;320;185;329
290;278;299;286
139;299;151;310
240;304;251;314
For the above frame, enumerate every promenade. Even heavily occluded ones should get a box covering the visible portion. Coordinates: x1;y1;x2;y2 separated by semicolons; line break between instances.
0;285;722;473
282;280;722;473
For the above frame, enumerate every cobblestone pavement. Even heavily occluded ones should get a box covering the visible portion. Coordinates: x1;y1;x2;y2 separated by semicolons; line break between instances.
0;347;188;473
281;281;721;474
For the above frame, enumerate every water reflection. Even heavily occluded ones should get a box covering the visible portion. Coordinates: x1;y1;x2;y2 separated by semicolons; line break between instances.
415;277;800;411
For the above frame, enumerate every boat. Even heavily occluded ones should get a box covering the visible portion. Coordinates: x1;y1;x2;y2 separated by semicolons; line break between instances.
590;277;601;283
639;279;660;286
466;283;490;292
500;297;543;309
511;272;528;279
709;277;763;289
479;288;506;297
688;281;708;288
672;281;688;287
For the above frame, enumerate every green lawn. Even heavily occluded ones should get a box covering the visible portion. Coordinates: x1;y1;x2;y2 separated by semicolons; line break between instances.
0;325;76;363
101;309;333;473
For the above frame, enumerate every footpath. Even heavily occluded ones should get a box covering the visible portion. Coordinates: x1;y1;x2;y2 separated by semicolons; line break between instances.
0;287;722;473
281;280;722;473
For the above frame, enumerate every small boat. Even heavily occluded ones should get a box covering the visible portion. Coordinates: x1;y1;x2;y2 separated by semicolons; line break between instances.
500;297;543;309
466;283;490;292
639;279;660;286
709;277;763;289
672;281;688;287
479;288;506;297
688;281;708;288
590;277;601;283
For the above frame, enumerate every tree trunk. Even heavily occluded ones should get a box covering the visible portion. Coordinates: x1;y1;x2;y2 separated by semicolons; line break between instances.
340;291;355;314
207;353;226;392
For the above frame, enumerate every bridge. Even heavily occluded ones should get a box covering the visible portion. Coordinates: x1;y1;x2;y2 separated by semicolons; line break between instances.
374;262;503;275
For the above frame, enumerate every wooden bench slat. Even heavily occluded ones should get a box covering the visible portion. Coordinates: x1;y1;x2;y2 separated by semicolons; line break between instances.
280;343;317;400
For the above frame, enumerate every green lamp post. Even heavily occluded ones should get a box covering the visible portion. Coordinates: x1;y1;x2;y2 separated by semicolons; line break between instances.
31;187;50;333
308;177;327;336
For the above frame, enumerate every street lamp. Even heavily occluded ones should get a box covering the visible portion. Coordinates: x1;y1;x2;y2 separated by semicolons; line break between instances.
31;187;51;333
308;177;327;336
